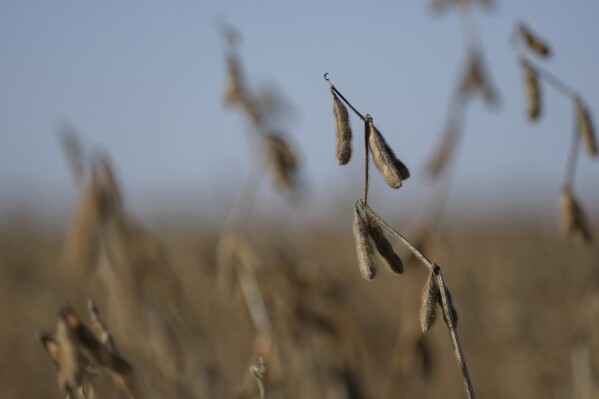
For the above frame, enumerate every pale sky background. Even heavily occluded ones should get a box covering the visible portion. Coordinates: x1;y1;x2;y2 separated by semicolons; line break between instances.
1;1;598;226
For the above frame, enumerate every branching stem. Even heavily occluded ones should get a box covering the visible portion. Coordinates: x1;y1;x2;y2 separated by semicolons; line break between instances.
363;119;370;204
564;119;581;189
324;74;372;203
360;201;476;399
324;74;366;121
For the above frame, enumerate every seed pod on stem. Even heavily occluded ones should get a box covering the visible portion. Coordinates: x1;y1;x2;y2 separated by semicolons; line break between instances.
367;216;403;275
332;89;352;165
519;24;551;58
420;271;439;333
366;115;410;189
224;53;243;105
521;60;541;121
353;204;376;280
574;96;598;157
459;53;498;106
264;133;298;189
440;284;459;329
560;186;593;244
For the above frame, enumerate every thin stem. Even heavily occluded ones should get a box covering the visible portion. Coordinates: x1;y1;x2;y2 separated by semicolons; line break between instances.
434;265;476;399
222;142;265;232
422;99;466;228
236;258;273;336
324;74;366;121
360;201;476;399
564;116;581;188
360;201;434;271
518;55;575;99
458;1;480;55
363;119;371;204
250;357;267;399
536;62;575;99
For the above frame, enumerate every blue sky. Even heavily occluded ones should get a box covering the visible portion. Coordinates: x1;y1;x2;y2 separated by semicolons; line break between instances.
1;1;598;224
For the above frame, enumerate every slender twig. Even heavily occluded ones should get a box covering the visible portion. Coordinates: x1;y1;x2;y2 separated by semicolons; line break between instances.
324;74;373;202
222;142;266;232
360;201;434;271
524;56;575;98
360;201;476;399
458;1;480;55
235;258;273;336
513;34;586;191
250;357;267;399
512;35;575;99
324;73;366;121
363;118;371;204
434;265;476;399
564;120;581;188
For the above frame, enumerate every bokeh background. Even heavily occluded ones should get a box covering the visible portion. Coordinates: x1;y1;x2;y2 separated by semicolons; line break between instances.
1;2;599;399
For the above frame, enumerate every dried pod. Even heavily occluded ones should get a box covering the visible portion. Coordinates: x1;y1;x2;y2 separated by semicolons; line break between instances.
97;156;123;213
519;24;551;57
59;129;85;186
224;53;243;105
460;53;498;106
440;284;459;329
58;306;133;376
353;205;376;280
420;271;439;333
574;96;598;157
366;116;410;189
332;89;352;165
60;168;106;274
88;300;140;398
264;133;298;188
367;217;403;274
53;310;89;396
521;60;541;121
560;187;593;244
38;331;62;370
427;127;459;178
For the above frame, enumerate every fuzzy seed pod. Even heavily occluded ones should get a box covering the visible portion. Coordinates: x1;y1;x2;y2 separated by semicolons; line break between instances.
224;53;243;105
59;306;133;376
366;117;410;189
420;271;439;333
264;133;298;188
367;218;403;274
332;90;352;165
522;61;541;121
459;56;481;97
60;168;107;275
440;284;459;329
97;156;123;213
59;130;85;186
560;187;593;244
353;205;376;280
519;24;551;58
574;96;598;157
460;54;498;106
53;310;89;395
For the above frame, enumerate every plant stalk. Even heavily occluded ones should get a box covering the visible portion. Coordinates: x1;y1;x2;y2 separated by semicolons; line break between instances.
360;201;477;399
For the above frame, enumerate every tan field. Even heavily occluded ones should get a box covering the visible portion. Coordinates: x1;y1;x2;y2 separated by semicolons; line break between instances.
1;209;598;399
